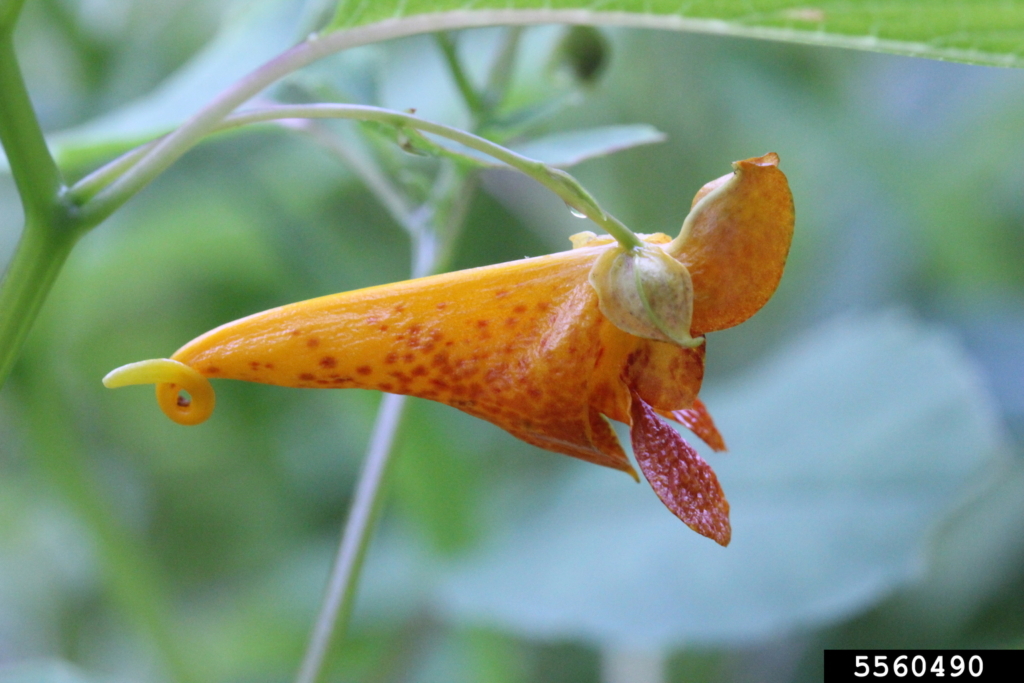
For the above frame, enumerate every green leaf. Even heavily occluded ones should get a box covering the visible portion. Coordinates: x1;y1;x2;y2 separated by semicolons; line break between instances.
0;0;311;173
392;400;483;556
509;125;665;168
0;0;27;33
327;1;1024;68
431;311;1007;647
7;1;1019;175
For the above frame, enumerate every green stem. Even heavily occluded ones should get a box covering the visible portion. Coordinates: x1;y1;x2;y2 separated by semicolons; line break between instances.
71;12;658;234
68;139;156;204
0;30;75;389
293;392;409;683
223;104;641;248
240;107;597;224
0;33;64;220
432;168;479;273
0;217;76;386
72;103;642;249
435;32;486;119
483;27;523;113
73;38;328;227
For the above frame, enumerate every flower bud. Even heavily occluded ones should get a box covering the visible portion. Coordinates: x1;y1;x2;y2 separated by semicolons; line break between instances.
589;243;704;348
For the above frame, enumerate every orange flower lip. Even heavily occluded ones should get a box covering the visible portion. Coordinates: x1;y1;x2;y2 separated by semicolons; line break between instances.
103;153;794;544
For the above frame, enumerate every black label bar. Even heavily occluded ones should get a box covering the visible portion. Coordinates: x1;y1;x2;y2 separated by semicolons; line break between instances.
825;650;1020;682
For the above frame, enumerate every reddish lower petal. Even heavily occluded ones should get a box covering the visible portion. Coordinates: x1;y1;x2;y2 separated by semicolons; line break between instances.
629;391;731;546
658;397;727;452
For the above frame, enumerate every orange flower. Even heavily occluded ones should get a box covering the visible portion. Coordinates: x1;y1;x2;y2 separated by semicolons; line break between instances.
105;153;793;546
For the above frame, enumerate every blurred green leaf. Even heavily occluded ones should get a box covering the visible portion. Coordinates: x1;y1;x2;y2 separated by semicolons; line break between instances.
432;311;1006;647
392;401;483;556
328;1;1024;68
0;0;311;173
463;627;529;683
508;125;665;167
808;454;1024;653
0;661;97;683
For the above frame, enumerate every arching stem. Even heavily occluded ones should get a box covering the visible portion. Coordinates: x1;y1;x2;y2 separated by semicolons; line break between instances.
70;103;642;250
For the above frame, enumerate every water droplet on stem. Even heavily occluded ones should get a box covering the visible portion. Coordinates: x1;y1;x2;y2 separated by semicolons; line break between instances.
566;204;588;219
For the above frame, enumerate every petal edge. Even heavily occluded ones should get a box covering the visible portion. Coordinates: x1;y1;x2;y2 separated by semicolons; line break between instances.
658;397;727;452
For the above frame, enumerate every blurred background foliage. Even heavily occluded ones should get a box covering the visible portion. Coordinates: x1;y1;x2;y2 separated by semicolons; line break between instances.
2;1;1024;682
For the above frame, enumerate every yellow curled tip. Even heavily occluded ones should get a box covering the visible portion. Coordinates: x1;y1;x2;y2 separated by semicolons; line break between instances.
103;358;215;426
104;358;185;388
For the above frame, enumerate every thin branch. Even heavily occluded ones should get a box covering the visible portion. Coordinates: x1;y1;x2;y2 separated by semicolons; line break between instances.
72;9;720;232
286;23;522;680
483;27;524;113
435;32;486;118
72;103;641;249
294;391;409;683
74;37;331;228
227;104;641;248
431;167;479;274
602;648;666;683
292;145;468;683
67;140;156;204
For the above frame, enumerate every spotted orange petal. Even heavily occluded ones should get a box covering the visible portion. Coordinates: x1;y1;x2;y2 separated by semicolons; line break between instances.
672;152;794;335
167;243;645;476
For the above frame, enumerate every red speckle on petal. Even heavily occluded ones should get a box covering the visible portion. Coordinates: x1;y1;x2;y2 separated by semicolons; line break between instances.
629;391;730;546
